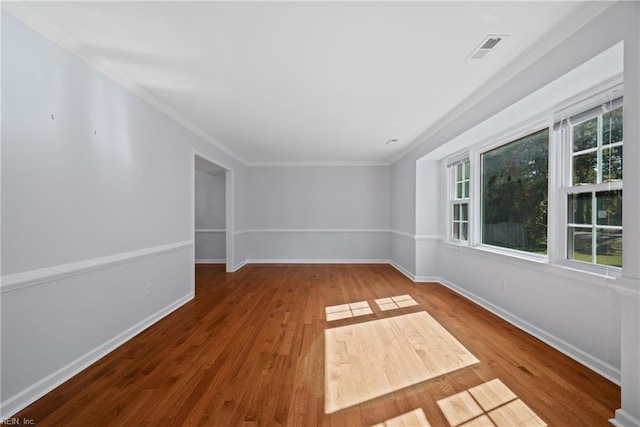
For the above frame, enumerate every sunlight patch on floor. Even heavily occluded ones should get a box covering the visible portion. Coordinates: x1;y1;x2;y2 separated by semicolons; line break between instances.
325;301;373;321
371;408;432;427
375;294;418;311
325;311;479;413
437;379;546;426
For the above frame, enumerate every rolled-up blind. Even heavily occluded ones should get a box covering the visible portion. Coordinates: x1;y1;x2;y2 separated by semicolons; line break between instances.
554;96;623;131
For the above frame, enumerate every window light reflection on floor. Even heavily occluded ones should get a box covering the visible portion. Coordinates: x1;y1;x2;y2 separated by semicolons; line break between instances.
375;294;418;311
371;408;431;427
324;311;479;413
325;301;373;321
436;379;546;426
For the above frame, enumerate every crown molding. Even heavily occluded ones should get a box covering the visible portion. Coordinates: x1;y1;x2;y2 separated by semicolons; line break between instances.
244;161;391;167
234;228;392;235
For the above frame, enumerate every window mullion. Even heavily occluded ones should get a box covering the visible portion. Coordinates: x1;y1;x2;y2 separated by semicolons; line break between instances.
591;191;597;264
597;115;603;183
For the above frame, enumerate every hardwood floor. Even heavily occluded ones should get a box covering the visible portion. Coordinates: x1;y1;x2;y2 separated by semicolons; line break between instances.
325;311;479;414
14;264;619;426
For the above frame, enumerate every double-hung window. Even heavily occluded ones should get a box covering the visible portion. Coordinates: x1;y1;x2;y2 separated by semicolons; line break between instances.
450;159;470;242
563;97;623;268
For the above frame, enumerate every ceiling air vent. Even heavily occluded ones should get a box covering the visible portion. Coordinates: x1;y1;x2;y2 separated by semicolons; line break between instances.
467;34;507;60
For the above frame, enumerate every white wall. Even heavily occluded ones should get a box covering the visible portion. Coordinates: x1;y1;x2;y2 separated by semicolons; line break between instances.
390;2;640;425
194;170;226;262
1;11;245;417
241;165;390;262
389;155;416;276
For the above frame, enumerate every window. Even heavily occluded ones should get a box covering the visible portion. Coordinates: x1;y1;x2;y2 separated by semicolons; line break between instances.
565;100;623;268
450;160;469;242
481;129;549;254
441;85;623;277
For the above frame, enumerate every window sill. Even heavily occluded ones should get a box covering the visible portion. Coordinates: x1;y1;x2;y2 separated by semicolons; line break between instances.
443;241;619;288
475;244;548;263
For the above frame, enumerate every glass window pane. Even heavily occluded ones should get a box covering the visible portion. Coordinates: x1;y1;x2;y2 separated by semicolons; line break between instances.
456;163;463;182
602;145;623;182
568;227;592;263
602;106;623;145
568;193;592;225
453;204;460;220
461;222;468;241
463;181;469;198
456;182;463;198
573;151;597;185
482;129;548;253
452;222;459;240
572;117;598;152
463;162;470;180
461;204;468;221
596;228;622;267
596;190;622;226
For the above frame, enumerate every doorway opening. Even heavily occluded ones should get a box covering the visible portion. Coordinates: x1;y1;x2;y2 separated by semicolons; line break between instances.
192;152;234;293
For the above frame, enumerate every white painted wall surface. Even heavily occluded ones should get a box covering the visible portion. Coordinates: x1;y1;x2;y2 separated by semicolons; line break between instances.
389;155;416;275
194;233;226;262
242;166;390;261
616;4;640;424
1;11;245;416
195;170;226;230
2;15;188;274
246;166;390;229
194;170;226;262
438;245;622;378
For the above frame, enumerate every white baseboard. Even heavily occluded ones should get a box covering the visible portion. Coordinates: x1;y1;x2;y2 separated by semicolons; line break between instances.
195;259;225;264
231;260;249;272
230;258;389;272
244;258;389;264
414;275;442;283
389;261;416;281
0;293;194;419
610;409;640;427
435;276;621;384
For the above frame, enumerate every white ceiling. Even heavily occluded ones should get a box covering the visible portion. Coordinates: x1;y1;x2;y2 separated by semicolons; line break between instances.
5;1;610;165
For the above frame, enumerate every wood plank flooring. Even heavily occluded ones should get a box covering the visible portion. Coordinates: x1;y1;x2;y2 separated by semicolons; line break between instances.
325;311;479;414
12;264;619;426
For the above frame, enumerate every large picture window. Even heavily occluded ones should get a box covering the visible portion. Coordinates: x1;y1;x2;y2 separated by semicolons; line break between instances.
481;129;549;254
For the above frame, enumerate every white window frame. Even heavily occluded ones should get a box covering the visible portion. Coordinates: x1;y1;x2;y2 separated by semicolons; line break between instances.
447;157;470;244
456;115;551;261
556;91;623;275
